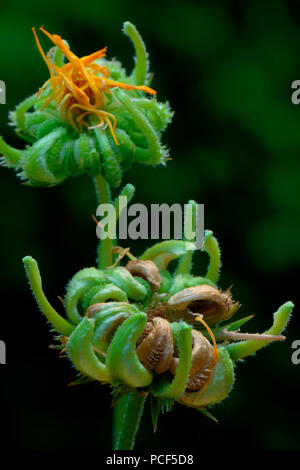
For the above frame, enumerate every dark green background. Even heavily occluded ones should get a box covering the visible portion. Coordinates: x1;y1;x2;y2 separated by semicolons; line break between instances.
0;0;299;450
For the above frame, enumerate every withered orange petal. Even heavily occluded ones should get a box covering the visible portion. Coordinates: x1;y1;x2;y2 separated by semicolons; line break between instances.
81;48;107;65
104;78;156;95
32;27;54;77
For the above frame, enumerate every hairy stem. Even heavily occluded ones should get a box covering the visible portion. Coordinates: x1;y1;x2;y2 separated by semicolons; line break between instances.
113;391;147;450
94;173;113;269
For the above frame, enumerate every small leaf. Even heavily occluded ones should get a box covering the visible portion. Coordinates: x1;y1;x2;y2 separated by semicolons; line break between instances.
151;396;161;433
161;398;175;414
111;382;132;407
226;315;255;332
198;408;219;424
68;374;94;387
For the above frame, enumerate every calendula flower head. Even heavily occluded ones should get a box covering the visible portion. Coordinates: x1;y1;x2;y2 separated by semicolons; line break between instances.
23;194;293;427
32;27;156;143
0;22;173;187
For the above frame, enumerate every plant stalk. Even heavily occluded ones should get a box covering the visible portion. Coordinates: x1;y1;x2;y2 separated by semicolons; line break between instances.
113;391;147;450
93;172;113;269
93;171;145;450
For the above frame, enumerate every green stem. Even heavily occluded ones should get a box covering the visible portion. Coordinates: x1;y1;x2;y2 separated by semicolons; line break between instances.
94;172;111;206
94;173;113;269
93;177;136;268
113;391;147;450
93;176;144;449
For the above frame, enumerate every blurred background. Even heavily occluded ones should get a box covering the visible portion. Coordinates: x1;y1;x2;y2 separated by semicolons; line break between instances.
0;0;299;451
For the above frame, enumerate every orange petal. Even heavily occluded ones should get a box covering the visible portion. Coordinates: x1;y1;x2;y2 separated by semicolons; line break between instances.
104;78;156;95
81;47;107;65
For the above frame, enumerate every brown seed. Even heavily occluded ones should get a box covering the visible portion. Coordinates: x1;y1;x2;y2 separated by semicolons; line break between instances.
167;284;239;325
137;317;174;373
169;329;215;391
126;260;162;291
146;300;168;322
85;303;107;317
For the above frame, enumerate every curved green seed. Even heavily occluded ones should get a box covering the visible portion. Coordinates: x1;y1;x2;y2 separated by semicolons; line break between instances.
73;133;101;176
20;127;68;185
93;308;133;351
158;270;173;293
14;95;36;131
45;133;73;178
92;302;140;319
141;240;195;270
106;312;153;388
112;89;165;165
202;230;221;285
66;317;110;383
134;276;151;307
88;303;138;355
64;268;105;325
25;112;48;138
36;119;63;139
0;136;22;166
226;301;294;361
105;267;147;301
131;98;173;132
92;123;122;187
90;283;128;304
154;322;192;399
78;279;108;312
123;21;149;86
179;347;234;408
23;256;74;336
167;274;215;300
113;128;135;170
